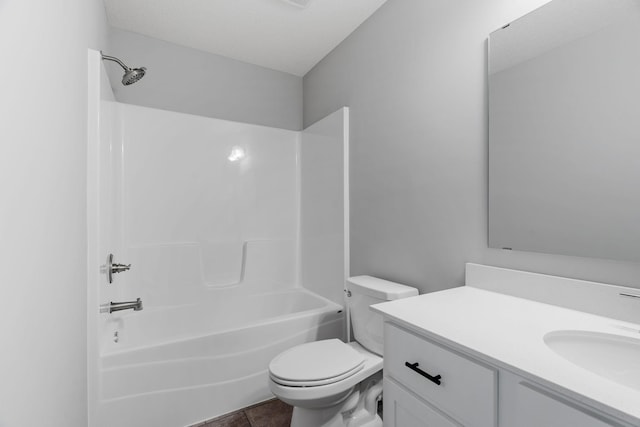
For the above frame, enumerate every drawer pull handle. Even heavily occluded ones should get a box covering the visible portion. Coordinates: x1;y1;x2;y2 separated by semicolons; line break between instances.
405;362;442;386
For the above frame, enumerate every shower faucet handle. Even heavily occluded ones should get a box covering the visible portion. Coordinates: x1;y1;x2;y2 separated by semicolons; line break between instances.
107;253;131;284
112;263;131;273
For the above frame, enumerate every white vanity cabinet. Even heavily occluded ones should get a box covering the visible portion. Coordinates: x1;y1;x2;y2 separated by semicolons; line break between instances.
384;378;461;427
507;380;624;427
384;323;496;427
382;321;634;427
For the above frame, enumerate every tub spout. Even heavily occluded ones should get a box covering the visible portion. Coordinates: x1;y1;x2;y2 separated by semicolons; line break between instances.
101;298;143;313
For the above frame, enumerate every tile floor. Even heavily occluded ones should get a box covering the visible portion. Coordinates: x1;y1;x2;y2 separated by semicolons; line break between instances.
192;399;293;427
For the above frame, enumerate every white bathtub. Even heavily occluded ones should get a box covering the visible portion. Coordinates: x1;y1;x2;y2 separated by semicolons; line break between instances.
97;288;343;427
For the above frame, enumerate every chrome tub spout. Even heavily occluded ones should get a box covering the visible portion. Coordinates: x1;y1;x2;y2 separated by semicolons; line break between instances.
101;298;143;314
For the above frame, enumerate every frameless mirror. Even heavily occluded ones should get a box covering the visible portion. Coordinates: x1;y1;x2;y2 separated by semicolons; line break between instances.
488;0;640;261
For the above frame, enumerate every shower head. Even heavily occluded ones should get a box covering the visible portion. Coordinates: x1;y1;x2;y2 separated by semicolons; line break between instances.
101;52;147;86
121;66;146;86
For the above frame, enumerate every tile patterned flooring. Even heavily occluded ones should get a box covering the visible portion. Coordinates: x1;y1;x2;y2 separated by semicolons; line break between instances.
192;399;293;427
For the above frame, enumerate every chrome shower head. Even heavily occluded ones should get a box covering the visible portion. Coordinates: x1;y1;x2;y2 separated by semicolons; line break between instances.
101;52;147;86
122;66;146;86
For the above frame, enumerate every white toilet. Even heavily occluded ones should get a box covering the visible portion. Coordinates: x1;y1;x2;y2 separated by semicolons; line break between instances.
268;276;418;427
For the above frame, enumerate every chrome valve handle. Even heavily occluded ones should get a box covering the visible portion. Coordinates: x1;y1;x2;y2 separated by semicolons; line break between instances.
107;253;131;283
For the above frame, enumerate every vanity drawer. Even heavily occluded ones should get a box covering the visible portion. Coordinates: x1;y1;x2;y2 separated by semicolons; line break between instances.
384;323;497;427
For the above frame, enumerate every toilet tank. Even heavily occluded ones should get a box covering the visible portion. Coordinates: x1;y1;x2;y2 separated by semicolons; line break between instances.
347;275;418;356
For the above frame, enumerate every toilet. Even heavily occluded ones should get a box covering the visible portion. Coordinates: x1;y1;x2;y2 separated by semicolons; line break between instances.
268;276;418;427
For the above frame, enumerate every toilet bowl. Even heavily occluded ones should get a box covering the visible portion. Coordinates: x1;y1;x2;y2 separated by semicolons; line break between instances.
268;276;418;427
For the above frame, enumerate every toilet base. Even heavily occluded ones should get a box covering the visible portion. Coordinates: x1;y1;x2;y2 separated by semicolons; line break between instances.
290;373;383;427
291;405;348;427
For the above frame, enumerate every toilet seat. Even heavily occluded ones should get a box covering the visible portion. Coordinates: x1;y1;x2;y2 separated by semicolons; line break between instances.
269;339;365;387
271;363;364;387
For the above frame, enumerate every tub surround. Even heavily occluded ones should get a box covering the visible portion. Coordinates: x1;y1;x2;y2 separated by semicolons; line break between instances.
372;264;640;426
89;54;350;427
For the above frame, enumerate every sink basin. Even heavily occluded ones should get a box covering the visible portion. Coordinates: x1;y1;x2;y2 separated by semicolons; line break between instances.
544;330;640;391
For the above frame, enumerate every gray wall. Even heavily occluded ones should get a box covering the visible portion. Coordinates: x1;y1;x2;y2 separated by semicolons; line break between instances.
304;0;640;293
108;28;303;130
0;0;109;426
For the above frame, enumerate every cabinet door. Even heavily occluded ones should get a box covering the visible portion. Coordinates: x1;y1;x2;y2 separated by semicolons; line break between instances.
515;382;622;427
384;378;461;427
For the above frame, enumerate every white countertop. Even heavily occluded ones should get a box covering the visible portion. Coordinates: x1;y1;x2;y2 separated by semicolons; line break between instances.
372;286;640;425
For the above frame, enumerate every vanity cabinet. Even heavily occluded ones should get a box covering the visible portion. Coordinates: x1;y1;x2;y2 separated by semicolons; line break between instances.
384;323;496;427
383;322;632;427
509;381;622;427
384;378;460;427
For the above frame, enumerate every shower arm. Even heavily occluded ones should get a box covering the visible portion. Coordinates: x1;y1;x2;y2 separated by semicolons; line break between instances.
101;53;131;71
100;51;146;86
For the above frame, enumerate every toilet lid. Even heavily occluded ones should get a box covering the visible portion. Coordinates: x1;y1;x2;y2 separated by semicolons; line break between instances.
269;339;365;386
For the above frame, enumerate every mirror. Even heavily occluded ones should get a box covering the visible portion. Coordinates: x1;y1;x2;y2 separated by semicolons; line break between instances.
488;0;640;261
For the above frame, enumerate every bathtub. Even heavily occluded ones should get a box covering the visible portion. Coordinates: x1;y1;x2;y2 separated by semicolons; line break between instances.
97;288;343;427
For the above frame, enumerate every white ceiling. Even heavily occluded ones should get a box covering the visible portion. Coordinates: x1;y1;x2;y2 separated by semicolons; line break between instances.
103;0;388;76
